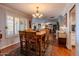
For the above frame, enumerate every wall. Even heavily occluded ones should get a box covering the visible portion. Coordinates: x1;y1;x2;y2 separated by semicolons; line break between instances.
0;4;29;49
32;18;49;24
32;18;57;30
70;13;76;46
76;4;79;55
61;3;75;49
32;18;57;24
58;16;64;27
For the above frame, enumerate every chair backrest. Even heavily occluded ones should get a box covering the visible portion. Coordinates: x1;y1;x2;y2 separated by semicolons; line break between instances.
25;31;36;41
45;29;50;41
19;31;26;42
19;31;26;53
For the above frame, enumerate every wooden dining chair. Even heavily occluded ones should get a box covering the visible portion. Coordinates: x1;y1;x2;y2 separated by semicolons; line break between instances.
37;33;46;56
25;32;39;55
42;34;46;55
45;29;50;49
19;31;27;54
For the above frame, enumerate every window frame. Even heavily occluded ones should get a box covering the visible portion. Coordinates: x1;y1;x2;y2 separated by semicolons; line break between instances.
14;16;20;35
5;14;14;38
5;12;28;38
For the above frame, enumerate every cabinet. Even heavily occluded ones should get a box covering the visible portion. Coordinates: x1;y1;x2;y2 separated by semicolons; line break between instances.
56;31;67;46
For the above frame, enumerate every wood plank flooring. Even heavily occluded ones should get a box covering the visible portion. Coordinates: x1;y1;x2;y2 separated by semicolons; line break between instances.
0;33;76;56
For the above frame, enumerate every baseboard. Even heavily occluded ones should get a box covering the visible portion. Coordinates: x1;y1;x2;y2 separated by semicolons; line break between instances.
0;41;20;50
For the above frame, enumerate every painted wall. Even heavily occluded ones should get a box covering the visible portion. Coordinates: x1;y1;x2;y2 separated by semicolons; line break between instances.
32;18;57;30
60;3;75;49
70;13;76;46
58;16;64;26
0;4;29;49
32;18;49;23
76;4;79;55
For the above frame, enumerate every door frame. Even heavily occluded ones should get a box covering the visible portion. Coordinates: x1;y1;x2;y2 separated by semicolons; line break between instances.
69;5;76;49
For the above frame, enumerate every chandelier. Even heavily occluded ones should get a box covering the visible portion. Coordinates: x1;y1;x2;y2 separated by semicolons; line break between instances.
32;6;43;18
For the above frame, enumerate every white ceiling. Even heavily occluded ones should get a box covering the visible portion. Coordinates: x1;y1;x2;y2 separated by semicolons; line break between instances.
4;3;67;18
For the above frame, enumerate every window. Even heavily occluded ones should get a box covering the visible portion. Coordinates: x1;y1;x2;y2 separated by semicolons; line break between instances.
6;15;20;37
6;15;14;37
19;18;25;31
6;14;28;38
14;17;19;34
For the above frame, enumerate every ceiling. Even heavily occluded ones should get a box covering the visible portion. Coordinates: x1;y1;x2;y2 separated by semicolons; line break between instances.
4;3;67;18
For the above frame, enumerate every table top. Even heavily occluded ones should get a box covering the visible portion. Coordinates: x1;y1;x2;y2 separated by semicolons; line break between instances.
25;28;46;36
36;30;46;35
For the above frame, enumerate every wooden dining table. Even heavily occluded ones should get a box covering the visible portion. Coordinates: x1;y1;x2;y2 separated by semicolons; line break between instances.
25;28;46;36
36;30;46;35
24;28;47;55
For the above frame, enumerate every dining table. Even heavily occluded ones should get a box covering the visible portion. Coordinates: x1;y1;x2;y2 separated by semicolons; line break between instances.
25;28;47;55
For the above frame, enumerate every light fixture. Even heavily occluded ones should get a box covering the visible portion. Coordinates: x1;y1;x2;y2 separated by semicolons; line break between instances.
32;6;43;18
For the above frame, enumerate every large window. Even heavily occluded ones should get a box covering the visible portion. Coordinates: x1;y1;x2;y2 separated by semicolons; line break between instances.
19;18;25;31
6;15;14;37
14;17;19;34
6;14;27;38
6;15;20;37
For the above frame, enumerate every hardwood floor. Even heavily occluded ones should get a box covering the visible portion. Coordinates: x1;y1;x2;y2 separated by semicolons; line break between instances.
0;33;76;56
46;33;76;56
51;40;76;56
0;43;20;55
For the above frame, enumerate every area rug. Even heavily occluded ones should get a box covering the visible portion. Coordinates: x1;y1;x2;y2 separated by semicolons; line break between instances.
4;34;54;56
4;40;53;56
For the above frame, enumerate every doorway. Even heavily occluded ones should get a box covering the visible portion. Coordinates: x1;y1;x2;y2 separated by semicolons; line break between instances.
69;5;76;49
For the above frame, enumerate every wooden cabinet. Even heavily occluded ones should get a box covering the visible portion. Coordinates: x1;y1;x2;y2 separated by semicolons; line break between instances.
57;31;67;46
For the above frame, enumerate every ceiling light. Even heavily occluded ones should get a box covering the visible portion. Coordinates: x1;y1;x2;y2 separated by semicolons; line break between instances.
32;6;43;18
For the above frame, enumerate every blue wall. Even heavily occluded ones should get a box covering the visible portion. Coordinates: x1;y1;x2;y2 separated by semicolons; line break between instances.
32;18;49;24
